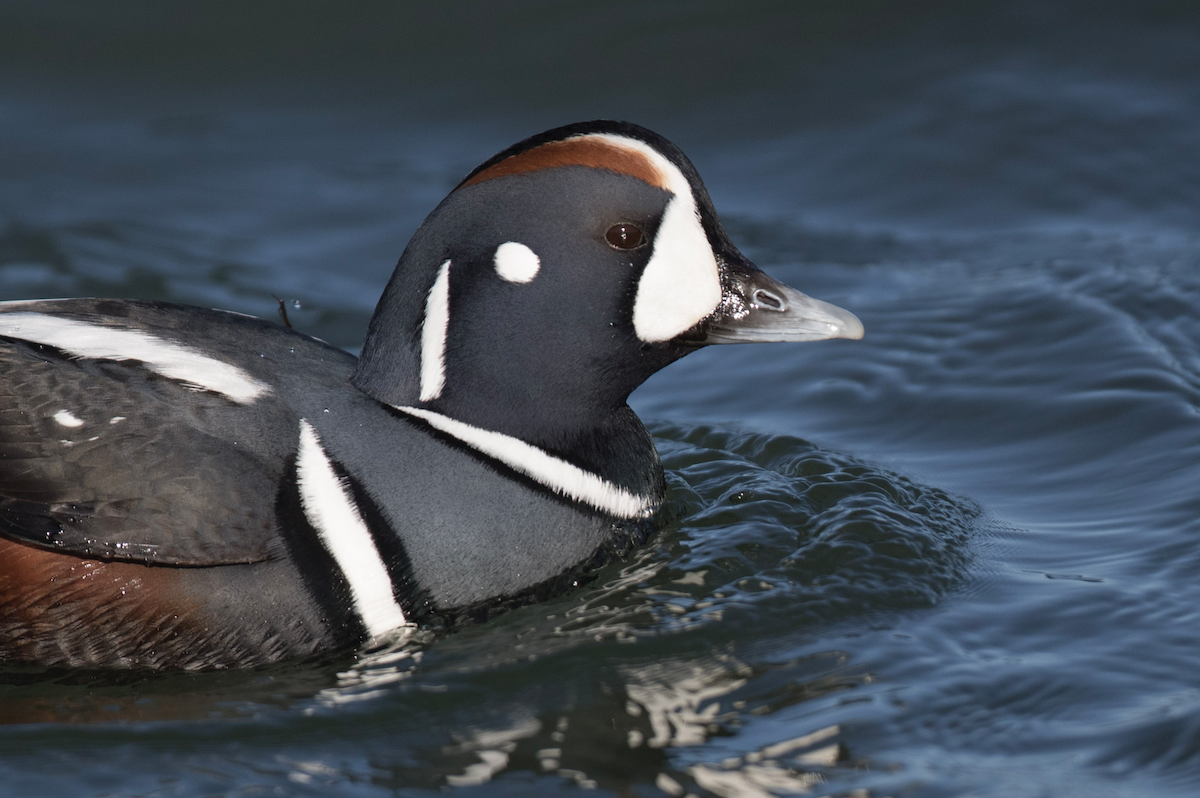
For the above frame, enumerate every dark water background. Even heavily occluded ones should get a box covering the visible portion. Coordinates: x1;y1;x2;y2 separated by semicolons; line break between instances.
3;1;1200;795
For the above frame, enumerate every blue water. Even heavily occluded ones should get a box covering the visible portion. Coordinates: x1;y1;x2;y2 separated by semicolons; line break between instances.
3;1;1200;795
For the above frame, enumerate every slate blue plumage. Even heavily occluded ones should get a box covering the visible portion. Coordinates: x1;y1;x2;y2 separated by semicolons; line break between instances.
0;121;861;668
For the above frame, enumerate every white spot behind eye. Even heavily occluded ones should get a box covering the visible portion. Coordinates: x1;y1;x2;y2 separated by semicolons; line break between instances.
494;242;541;283
53;409;84;428
419;260;452;402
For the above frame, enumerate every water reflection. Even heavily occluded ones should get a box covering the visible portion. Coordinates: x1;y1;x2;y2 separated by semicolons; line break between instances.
356;650;865;796
0;661;343;725
0;421;970;797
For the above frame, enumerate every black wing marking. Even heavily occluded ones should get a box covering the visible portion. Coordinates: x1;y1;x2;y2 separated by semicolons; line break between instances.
0;337;287;566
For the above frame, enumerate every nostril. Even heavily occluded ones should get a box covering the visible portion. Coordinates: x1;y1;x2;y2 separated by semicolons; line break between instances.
752;289;786;311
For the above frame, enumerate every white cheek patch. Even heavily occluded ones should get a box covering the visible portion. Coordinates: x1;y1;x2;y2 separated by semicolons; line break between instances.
493;242;541;283
296;420;409;639
632;196;722;342
419;260;452;403
394;405;654;519
0;312;270;404
579;133;722;343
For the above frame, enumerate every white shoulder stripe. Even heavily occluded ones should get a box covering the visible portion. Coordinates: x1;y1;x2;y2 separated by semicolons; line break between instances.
296;420;409;639
0;312;270;404
419;260;452;402
393;405;654;520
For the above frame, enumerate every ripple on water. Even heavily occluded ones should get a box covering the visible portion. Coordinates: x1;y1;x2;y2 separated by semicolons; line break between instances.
0;422;981;797
645;421;980;636
294;423;983;794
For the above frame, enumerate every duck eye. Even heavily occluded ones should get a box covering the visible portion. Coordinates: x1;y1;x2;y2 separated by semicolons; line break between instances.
605;223;645;250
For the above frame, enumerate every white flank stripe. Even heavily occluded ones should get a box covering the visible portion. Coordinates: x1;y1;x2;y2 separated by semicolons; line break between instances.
419;260;452;402
394;405;654;520
296;420;409;638
0;312;270;404
586;133;722;343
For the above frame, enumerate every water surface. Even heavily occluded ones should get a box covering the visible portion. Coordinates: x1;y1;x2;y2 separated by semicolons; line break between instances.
3;2;1200;795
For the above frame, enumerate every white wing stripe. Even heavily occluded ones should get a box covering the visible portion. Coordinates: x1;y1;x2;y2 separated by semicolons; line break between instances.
0;312;269;404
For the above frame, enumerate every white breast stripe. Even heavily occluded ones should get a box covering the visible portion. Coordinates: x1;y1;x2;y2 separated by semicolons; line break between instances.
419;260;452;402
296;420;409;638
393;405;654;520
588;133;722;343
0;312;270;404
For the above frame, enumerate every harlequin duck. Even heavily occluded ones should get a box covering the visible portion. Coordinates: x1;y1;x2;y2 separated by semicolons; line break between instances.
0;121;862;669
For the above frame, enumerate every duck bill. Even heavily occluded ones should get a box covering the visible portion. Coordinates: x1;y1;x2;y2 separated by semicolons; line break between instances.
700;261;864;344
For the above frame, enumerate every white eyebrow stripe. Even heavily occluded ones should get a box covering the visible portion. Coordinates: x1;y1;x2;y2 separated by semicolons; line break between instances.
296;419;409;639
393;405;654;520
0;312;270;404
419;260;452;402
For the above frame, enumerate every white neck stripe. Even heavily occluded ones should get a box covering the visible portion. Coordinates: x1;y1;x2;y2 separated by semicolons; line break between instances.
0;312;270;404
393;406;654;520
419;260;452;402
296;420;410;639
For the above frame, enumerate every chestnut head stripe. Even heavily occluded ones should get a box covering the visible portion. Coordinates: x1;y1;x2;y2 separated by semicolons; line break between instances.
459;136;669;191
